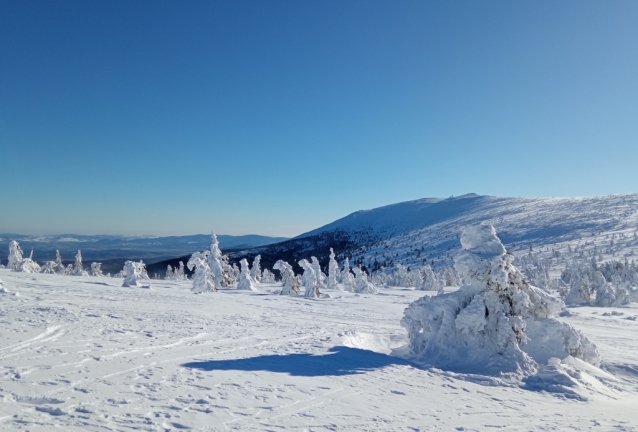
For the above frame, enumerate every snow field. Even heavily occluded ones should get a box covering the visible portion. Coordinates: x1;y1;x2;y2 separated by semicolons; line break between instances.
1;270;638;430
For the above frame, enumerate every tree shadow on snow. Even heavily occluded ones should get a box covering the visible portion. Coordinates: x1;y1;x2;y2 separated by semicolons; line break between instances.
181;346;412;377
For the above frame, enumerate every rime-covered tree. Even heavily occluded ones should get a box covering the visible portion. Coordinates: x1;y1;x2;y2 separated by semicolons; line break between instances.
342;258;354;292
188;252;215;293
299;259;319;298
402;223;600;378
165;265;175;280
69;250;89;276
122;260;149;288
327;248;339;290
261;269;276;284
90;262;104;277
7;241;23;271
237;258;258;291
311;257;326;291
353;266;377;294
175;261;186;281
207;233;225;290
394;264;409;287
250;255;262;283
274;260;299;295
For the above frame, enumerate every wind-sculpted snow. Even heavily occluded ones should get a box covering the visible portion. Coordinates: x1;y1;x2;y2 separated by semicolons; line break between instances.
401;224;600;382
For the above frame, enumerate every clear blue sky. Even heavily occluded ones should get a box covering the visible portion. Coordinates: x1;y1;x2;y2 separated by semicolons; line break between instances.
1;1;637;237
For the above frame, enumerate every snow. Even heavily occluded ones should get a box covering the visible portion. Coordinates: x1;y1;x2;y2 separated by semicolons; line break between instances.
0;270;635;430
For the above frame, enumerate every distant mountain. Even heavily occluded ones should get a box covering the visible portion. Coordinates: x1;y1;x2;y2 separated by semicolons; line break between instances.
229;193;638;273
0;233;289;266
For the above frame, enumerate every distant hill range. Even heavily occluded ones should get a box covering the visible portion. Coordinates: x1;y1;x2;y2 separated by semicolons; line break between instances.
0;233;288;275
225;193;638;273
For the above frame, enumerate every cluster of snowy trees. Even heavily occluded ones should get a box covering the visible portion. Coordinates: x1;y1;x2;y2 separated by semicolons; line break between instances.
369;262;461;293
560;258;638;307
5;240;151;287
187;233;243;293
402;223;601;378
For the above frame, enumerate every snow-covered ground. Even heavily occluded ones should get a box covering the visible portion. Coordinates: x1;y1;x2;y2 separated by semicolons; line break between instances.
1;270;638;431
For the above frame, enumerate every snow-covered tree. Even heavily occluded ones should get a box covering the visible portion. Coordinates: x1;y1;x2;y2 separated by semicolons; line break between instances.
353;266;377;294
188;252;215;293
274;260;299;295
328;248;339;290
207;233;226;290
237;258;258;291
311;257;326;292
410;269;423;290
122;260;149;288
401;223;600;379
7;240;23;271
394;264;409;287
0;279;7;294
261;269;276;284
68;250;89;276
165;265;175;280
90;262;104;277
342;258;354;292
420;265;437;291
175;261;186;281
250;255;262;283
299;259;319;298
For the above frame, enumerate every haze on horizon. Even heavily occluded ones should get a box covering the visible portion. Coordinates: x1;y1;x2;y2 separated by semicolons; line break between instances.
1;1;637;237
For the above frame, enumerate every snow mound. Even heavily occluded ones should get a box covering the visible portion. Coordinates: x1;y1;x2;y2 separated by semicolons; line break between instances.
339;331;392;355
401;223;600;381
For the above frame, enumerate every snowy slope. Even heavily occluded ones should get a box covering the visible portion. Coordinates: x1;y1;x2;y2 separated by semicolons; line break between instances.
1;270;637;430
241;193;638;273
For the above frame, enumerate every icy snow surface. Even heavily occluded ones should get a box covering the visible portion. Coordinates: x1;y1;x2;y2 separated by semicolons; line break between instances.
1;269;638;431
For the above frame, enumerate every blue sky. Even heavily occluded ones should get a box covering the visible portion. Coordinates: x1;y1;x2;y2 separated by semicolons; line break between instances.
1;1;637;237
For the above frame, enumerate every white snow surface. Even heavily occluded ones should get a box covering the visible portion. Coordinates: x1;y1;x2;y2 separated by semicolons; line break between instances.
1;269;638;431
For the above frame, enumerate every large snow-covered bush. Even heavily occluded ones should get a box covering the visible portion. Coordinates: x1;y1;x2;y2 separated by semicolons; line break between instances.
274;260;299;295
401;223;600;379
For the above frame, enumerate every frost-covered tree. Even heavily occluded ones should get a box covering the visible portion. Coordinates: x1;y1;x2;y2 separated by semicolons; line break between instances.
69;250;89;276
274;260;299;295
410;269;423;290
565;273;592;306
165;265;175;280
0;279;7;294
90;262;104;277
299;259;319;298
122;260;149;288
261;269;276;284
207;233;226;290
342;258;355;292
311;257;326;291
188;252;215;293
353;266;377;294
43;250;66;274
394;264;409;287
420;265;438;291
401;223;600;379
250;255;262;283
175;261;186;281
7;240;23;271
237;258;258;291
328;248;339;290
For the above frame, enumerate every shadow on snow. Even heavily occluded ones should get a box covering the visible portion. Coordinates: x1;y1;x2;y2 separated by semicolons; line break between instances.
181;346;411;377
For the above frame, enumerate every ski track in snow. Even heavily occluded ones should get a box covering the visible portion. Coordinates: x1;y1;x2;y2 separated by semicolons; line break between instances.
1;270;638;431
